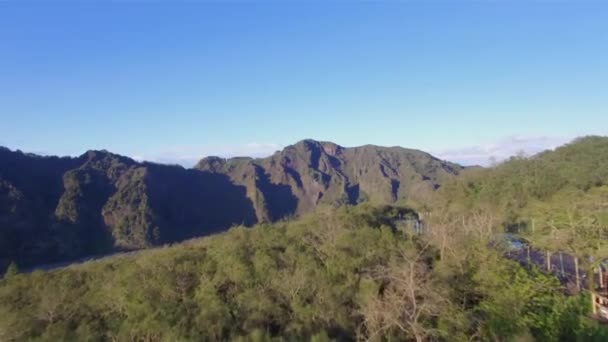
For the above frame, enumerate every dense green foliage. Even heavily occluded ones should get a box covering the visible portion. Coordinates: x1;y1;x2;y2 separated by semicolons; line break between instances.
435;136;608;221
1;205;606;341
432;136;608;293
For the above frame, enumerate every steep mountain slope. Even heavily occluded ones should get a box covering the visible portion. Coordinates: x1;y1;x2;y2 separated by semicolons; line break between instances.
0;140;460;270
0;148;255;270
195;139;463;221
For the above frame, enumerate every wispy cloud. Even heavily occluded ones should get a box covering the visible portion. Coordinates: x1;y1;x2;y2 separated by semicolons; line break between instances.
133;142;283;167
433;135;573;166
128;136;578;168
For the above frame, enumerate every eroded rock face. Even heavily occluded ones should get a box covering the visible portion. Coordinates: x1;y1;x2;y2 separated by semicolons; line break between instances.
0;139;462;269
196;139;463;220
0;148;256;269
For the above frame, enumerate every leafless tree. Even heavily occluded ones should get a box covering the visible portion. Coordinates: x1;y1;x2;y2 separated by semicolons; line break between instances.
359;247;444;342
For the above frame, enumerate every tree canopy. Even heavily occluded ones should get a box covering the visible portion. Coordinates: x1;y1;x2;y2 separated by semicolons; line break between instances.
1;205;606;341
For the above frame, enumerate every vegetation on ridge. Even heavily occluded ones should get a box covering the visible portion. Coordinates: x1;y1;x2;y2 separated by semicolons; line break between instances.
2;204;606;341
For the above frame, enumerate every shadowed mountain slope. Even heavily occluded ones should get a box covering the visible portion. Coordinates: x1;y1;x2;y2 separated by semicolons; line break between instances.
0;148;255;270
0;140;460;270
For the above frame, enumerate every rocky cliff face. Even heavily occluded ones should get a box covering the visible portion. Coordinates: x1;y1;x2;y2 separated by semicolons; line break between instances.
195;139;463;221
0;140;461;269
0;148;255;269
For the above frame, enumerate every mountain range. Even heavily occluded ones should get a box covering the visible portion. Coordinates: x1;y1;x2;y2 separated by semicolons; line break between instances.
0;139;462;269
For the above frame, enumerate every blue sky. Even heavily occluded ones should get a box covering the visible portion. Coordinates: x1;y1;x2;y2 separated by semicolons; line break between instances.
1;2;607;166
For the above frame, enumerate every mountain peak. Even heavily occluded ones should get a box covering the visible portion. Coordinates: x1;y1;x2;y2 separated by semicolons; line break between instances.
79;150;136;168
292;139;343;156
83;149;111;160
198;139;463;217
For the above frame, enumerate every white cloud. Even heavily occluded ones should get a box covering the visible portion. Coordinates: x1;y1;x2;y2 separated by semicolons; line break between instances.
134;136;578;168
132;142;283;167
433;135;573;166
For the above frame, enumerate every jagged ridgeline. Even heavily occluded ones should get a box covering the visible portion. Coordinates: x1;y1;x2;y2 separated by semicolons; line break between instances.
195;139;463;220
0;140;462;270
0;149;257;270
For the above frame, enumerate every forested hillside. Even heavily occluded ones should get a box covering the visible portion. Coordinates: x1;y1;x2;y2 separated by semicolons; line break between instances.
428;136;608;300
1;205;606;341
435;136;608;221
